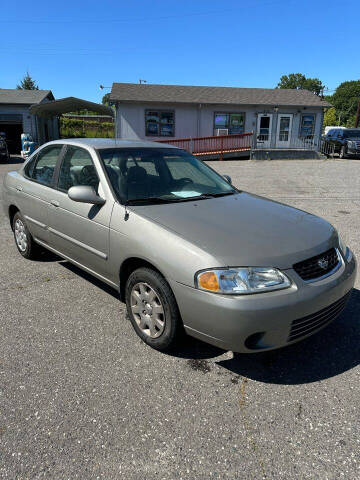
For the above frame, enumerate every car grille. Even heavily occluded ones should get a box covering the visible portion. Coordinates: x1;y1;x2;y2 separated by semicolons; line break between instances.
293;248;340;281
288;291;352;342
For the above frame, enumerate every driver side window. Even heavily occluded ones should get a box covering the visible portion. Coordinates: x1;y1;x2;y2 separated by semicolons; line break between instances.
57;146;99;193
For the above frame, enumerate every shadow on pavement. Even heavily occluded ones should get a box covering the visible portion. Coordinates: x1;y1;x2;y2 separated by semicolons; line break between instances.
36;249;360;384
216;288;360;385
60;261;120;300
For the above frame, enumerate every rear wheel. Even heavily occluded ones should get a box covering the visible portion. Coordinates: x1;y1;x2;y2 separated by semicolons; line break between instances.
12;212;39;259
125;267;182;351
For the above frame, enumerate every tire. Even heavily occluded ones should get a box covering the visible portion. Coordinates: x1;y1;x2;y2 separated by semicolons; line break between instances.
339;146;348;159
125;267;182;351
12;212;39;259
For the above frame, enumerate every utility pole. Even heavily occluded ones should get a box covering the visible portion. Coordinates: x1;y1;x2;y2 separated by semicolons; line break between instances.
355;100;360;128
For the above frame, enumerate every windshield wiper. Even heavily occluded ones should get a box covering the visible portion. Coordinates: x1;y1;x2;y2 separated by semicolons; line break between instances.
126;197;177;205
126;191;237;205
200;191;237;198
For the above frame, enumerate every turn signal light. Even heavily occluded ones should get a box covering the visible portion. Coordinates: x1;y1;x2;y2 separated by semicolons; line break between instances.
197;271;220;292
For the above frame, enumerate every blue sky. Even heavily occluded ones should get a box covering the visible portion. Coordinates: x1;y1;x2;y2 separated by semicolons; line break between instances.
1;0;358;102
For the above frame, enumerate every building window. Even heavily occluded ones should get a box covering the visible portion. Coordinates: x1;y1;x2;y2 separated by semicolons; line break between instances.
145;110;175;137
214;113;245;135
299;114;315;138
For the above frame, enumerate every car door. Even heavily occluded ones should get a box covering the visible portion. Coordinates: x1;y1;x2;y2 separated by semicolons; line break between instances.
332;129;342;152
17;144;64;244
47;144;114;281
336;130;346;152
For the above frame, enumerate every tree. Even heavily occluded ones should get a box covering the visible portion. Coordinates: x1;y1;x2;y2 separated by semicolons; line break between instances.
331;80;360;126
102;93;110;105
17;71;39;90
323;107;337;128
276;73;325;96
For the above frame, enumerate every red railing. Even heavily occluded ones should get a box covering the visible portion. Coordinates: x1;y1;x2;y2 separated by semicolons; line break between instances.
157;132;253;159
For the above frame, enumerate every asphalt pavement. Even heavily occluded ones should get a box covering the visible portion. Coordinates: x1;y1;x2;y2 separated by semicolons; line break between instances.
0;156;359;479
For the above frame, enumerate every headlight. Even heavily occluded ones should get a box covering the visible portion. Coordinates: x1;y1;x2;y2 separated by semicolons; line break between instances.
347;141;355;149
338;233;351;261
195;267;291;294
338;233;347;257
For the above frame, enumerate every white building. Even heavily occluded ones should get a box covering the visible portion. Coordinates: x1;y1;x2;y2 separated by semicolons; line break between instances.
110;82;331;152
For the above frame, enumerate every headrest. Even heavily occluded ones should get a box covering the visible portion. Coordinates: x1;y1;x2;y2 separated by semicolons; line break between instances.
127;166;148;183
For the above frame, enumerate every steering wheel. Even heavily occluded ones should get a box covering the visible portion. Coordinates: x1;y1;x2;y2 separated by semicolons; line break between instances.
176;177;194;189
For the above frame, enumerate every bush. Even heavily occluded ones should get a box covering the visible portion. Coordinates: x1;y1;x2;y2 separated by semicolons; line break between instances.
60;118;114;138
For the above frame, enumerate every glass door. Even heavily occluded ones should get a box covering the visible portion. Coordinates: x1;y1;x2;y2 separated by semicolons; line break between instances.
256;114;272;148
276;114;293;148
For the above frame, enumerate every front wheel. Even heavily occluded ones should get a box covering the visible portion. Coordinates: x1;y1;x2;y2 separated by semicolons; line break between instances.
125;267;182;351
339;146;348;159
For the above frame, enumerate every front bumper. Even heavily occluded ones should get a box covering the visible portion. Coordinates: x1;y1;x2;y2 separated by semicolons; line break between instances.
170;250;357;353
347;148;360;156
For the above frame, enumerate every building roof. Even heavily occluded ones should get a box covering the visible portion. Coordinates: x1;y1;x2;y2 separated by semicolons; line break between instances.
110;82;331;108
0;89;54;105
29;97;113;118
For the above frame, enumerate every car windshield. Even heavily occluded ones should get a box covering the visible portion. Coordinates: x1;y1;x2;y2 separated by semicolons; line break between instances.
97;147;237;204
343;129;360;138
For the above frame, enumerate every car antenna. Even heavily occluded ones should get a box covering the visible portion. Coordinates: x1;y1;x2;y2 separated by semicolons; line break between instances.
124;174;129;220
124;201;130;221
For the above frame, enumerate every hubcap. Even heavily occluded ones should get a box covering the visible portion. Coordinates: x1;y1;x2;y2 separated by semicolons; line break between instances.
130;282;165;338
14;219;28;252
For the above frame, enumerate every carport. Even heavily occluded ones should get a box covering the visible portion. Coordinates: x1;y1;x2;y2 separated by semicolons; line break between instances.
30;97;114;144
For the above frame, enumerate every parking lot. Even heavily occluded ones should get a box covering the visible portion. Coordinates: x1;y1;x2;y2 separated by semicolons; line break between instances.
1;157;359;479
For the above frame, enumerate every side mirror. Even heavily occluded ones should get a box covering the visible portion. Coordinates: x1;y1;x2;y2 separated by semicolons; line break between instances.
223;174;232;184
68;185;105;205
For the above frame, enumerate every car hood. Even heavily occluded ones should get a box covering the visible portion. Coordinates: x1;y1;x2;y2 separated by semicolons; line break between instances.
131;192;337;269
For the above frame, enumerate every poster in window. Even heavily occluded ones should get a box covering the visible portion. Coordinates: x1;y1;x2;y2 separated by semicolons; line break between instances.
146;111;159;122
229;114;244;134
300;115;315;137
146;122;159;135
214;114;228;128
160;124;174;136
302;115;314;126
160;112;174;124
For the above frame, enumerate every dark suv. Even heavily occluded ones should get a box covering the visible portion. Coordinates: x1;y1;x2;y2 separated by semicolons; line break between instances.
325;128;360;158
0;133;9;163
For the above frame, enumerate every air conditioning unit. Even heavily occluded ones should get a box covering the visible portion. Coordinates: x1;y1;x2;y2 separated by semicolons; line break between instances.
215;128;228;136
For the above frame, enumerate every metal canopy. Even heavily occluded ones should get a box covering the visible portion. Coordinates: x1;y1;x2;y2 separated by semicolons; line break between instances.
29;96;113;118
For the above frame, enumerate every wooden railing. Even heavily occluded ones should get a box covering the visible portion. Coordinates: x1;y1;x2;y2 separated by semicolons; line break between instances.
157;132;253;159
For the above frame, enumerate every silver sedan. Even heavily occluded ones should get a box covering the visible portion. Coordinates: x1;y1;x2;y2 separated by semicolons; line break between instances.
2;139;357;352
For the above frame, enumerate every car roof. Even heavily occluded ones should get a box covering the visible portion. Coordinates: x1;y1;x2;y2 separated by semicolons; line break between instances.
44;138;178;150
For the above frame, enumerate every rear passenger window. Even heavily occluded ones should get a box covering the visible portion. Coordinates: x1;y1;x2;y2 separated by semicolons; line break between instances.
31;146;63;186
58;146;99;193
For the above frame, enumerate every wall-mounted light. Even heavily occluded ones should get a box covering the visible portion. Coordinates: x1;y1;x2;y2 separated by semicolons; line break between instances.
273;106;279;113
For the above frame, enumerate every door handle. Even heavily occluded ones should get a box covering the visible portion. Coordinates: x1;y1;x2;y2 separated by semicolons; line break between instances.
16;186;23;192
50;200;60;207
